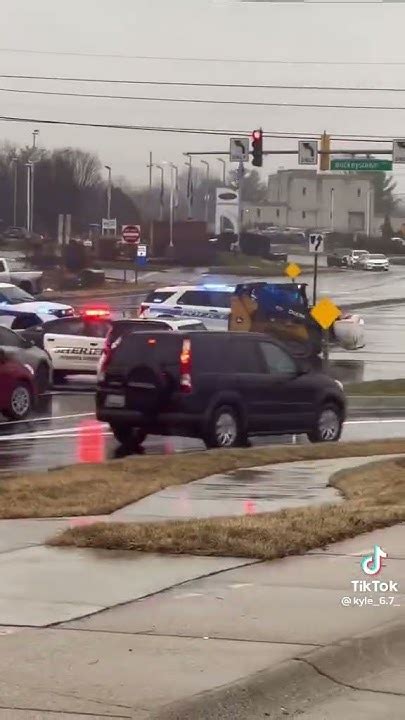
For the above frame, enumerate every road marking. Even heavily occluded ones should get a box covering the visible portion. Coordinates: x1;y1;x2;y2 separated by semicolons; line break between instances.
0;412;95;427
345;419;405;425
0;425;109;442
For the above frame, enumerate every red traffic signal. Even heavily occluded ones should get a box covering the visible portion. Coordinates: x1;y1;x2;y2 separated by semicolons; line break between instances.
251;128;263;167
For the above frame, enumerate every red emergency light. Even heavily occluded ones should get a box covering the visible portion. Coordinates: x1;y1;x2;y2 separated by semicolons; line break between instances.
80;306;111;320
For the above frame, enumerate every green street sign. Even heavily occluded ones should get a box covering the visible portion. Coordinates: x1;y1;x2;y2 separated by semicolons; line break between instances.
330;158;393;172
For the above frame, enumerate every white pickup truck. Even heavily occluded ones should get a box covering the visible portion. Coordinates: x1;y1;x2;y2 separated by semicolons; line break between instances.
0;258;43;295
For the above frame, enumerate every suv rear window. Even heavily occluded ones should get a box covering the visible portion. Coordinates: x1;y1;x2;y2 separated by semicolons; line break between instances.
109;332;183;368
145;291;175;304
109;320;171;344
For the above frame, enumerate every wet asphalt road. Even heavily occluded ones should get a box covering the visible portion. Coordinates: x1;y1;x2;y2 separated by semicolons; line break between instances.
2;266;405;475
1;380;405;475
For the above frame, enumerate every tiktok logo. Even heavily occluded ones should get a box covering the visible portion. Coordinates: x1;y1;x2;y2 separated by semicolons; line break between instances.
361;545;387;576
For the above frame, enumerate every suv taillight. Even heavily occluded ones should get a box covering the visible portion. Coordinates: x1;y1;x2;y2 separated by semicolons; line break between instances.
179;338;192;393
138;303;148;317
97;335;120;382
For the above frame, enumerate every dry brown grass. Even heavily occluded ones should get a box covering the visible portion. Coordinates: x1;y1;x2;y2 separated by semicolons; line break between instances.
3;439;405;520
50;457;405;559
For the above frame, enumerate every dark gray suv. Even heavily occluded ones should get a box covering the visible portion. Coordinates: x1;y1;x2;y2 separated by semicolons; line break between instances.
97;331;346;449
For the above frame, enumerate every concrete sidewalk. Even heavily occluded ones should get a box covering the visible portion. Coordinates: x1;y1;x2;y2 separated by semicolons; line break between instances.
0;524;403;719
0;454;399;627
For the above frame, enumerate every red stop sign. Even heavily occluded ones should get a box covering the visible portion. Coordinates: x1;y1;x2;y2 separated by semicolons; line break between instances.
122;224;141;244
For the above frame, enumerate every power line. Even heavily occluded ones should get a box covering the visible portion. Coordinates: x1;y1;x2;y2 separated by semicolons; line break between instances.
3;85;405;111
0;47;405;66
3;74;405;93
0;114;398;143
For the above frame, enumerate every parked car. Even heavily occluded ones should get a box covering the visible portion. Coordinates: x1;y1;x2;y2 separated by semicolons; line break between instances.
0;350;36;420
0;258;43;294
0;283;73;321
3;226;29;240
345;250;370;268
97;330;346;449
0;323;52;393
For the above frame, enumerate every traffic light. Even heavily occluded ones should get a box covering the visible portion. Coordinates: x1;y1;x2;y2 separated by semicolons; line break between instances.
319;132;330;171
251;128;263;167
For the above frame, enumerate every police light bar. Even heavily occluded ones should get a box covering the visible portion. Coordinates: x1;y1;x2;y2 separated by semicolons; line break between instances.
80;306;111;319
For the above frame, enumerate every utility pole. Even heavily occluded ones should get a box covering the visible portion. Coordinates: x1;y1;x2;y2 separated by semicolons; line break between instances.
169;163;176;249
185;156;193;219
200;160;210;224
155;164;165;221
147;151;153;244
104;165;112;221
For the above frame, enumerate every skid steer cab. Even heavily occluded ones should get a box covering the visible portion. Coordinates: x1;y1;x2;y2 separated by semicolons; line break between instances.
228;282;364;355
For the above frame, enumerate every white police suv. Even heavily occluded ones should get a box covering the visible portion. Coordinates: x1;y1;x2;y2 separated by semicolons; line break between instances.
138;284;234;329
0;283;74;321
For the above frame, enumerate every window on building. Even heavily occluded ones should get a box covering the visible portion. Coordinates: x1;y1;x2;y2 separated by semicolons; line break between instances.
302;211;306;219
302;186;307;196
357;188;361;197
276;209;280;218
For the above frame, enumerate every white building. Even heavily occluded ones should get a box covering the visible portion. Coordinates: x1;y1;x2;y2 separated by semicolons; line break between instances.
244;169;375;233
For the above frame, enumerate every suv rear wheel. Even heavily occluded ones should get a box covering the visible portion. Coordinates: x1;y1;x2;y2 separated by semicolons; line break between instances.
111;424;148;447
307;403;343;443
204;405;244;449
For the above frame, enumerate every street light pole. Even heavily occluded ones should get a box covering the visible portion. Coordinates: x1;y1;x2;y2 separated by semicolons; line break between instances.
330;187;335;231
32;129;39;150
169;163;178;249
30;130;39;233
12;157;18;226
200;160;210;224
105;165;112;221
216;158;226;185
25;163;31;234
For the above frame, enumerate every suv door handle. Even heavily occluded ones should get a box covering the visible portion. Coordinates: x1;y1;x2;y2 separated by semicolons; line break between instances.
90;342;98;347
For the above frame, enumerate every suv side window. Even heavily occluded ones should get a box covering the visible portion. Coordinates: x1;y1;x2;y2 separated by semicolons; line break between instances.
145;291;175;304
259;342;296;375
0;326;24;347
85;320;111;338
178;291;211;307
230;338;263;373
45;319;87;336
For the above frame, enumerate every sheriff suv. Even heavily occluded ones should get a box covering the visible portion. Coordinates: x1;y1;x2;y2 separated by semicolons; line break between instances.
96;330;346;449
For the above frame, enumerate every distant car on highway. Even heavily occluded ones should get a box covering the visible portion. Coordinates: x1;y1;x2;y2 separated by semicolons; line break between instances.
0;324;52;394
0;283;74;322
22;310;206;383
345;249;370;268
359;253;389;271
97;330;346;448
0;351;36;420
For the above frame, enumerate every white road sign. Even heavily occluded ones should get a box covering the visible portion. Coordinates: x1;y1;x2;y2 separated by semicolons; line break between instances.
137;244;147;257
393;139;405;164
309;233;324;253
299;140;318;166
230;137;249;163
102;218;117;234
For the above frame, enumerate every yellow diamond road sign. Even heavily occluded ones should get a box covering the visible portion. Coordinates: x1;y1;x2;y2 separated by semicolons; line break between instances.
285;262;301;279
310;298;341;330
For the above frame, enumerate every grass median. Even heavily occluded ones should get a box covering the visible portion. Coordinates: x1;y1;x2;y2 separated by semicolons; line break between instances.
347;378;405;396
2;439;405;520
50;455;405;559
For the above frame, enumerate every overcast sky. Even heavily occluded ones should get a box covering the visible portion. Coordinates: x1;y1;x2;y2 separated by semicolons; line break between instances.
2;0;405;191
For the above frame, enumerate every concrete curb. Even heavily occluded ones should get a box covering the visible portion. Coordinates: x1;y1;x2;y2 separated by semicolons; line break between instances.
347;395;405;418
152;620;405;720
